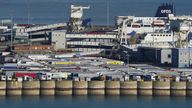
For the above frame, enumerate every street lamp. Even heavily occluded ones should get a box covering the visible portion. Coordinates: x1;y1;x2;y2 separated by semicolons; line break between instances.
127;54;130;73
106;0;110;28
188;22;191;68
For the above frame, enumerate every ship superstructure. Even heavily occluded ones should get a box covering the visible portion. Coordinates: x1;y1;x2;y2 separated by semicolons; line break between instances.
116;3;175;45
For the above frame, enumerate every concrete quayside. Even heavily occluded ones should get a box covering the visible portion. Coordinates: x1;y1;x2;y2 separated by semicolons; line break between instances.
0;80;191;96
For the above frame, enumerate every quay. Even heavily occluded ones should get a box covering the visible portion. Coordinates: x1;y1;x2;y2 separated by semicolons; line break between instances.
0;80;192;96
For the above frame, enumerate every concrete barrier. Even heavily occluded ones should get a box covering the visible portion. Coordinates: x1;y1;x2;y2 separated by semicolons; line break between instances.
73;81;88;95
40;81;55;96
22;81;40;96
88;81;105;95
170;82;186;90
105;81;120;95
137;81;152;95
0;81;6;95
55;80;72;95
186;82;192;96
170;82;186;96
171;90;186;96
153;81;170;96
2;80;192;96
120;81;137;95
153;90;170;96
6;81;22;96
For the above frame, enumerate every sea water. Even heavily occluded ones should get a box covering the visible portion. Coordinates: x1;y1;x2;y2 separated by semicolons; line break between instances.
0;96;191;108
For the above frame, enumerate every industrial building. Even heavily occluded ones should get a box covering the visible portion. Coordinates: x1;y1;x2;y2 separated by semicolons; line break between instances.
51;30;67;51
118;46;172;66
172;48;192;68
118;46;192;68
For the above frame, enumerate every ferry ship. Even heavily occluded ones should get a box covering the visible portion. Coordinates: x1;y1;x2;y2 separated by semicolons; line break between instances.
116;3;174;35
117;3;192;47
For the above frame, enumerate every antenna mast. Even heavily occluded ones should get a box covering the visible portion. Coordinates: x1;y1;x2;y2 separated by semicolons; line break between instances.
107;0;109;28
10;13;13;52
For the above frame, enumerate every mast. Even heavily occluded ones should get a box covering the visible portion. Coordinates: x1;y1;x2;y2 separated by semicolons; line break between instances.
152;17;157;64
107;0;109;28
153;18;155;47
188;22;191;68
27;0;31;53
10;14;13;52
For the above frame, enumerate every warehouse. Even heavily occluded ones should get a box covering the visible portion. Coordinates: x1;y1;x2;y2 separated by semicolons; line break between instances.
172;48;192;68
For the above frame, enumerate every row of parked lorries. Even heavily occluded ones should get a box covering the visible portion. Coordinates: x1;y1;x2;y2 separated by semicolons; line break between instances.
1;70;192;82
125;73;192;82
0;71;77;81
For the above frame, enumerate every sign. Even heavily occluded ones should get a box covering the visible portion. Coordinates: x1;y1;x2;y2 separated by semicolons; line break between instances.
161;10;172;14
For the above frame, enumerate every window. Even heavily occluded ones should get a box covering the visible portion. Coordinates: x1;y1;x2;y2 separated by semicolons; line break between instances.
168;54;171;58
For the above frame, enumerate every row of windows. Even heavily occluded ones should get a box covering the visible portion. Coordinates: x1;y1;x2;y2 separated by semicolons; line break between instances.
180;59;191;63
180;52;192;55
151;34;171;36
54;34;63;36
134;18;155;20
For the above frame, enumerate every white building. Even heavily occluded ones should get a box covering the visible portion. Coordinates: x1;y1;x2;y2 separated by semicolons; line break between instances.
141;32;177;43
51;30;67;51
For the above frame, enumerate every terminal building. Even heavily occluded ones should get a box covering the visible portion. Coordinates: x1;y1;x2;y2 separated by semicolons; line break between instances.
172;48;192;68
119;46;192;68
50;30;67;51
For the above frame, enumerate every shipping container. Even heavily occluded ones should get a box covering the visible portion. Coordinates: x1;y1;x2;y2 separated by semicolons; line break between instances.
106;60;124;65
0;66;17;70
14;45;52;51
51;61;76;65
14;72;37;79
51;72;70;79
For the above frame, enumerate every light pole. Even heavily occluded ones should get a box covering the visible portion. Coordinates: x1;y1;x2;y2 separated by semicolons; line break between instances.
188;22;191;68
10;14;13;52
106;0;110;28
127;53;130;73
27;0;32;54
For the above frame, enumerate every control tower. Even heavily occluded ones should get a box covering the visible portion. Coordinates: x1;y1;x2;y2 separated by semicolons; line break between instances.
68;5;90;33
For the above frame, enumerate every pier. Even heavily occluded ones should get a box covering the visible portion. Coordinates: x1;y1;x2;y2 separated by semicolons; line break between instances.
0;80;191;96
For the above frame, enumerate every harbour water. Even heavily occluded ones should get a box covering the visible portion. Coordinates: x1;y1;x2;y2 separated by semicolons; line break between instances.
0;0;192;25
0;96;191;108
